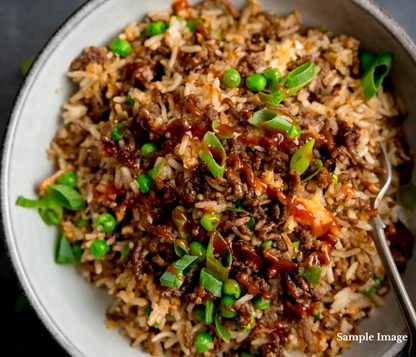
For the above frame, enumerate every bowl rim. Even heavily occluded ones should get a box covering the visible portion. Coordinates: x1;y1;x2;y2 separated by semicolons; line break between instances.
2;0;416;356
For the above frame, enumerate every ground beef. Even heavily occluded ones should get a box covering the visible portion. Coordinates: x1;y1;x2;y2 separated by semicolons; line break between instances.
300;317;316;356
70;46;108;71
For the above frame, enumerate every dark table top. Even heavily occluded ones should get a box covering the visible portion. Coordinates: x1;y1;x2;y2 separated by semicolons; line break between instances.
0;0;415;355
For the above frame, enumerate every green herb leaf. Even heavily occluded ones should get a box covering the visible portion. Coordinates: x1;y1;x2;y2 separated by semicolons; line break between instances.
200;132;226;178
215;310;231;343
361;52;393;100
56;233;76;264
290;139;315;175
47;185;85;210
199;268;223;297
298;265;323;285
147;160;165;180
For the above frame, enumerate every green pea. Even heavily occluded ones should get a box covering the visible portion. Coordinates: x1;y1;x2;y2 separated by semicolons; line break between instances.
76;218;91;228
96;213;116;233
189;241;207;263
194;333;213;353
235;314;256;332
140;143;158;157
261;241;273;248
253;296;271;310
137;174;154;194
222;69;241;88
110;38;132;57
21;60;33;76
147;21;167;37
219;296;237;318
58;171;77;188
111;123;125;141
263;67;281;84
91;240;110;258
126;94;135;105
186;18;203;31
223;279;241;299
246;74;267;92
72;243;83;261
200;213;220;231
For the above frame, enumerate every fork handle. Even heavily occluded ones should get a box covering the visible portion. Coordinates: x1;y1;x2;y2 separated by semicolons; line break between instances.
373;216;416;354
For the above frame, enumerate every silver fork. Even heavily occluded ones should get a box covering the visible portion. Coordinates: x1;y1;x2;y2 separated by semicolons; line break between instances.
372;142;416;354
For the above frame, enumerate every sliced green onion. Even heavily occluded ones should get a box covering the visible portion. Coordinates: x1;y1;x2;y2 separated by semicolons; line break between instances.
47;185;85;211
290;139;315;175
286;62;321;94
147;160;165;180
39;197;63;225
160;255;198;288
215;310;231;343
312;310;320;322
248;109;279;128
58;171;77;188
360;52;377;74
213;29;222;40
361;52;393;100
261;241;273;248
205;299;215;324
212;120;234;139
301;159;323;183
16;196;46;208
298;265;323;285
396;183;416;208
172;206;191;239
331;173;339;185
362;277;383;295
55;233;76;264
126;94;135;105
120;246;130;260
200;132;226;178
174;239;189;258
72;243;83;261
258;92;282;106
111;123;125;141
199;268;223;297
263;67;281;84
291;241;300;260
206;231;231;282
21;60;33;76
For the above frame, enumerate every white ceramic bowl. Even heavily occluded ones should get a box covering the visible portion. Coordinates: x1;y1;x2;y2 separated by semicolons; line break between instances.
3;0;416;356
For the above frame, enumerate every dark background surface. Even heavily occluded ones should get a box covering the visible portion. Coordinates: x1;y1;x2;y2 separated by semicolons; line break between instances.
0;0;415;355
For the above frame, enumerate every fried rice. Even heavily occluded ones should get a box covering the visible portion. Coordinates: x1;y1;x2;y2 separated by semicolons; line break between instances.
36;0;415;355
